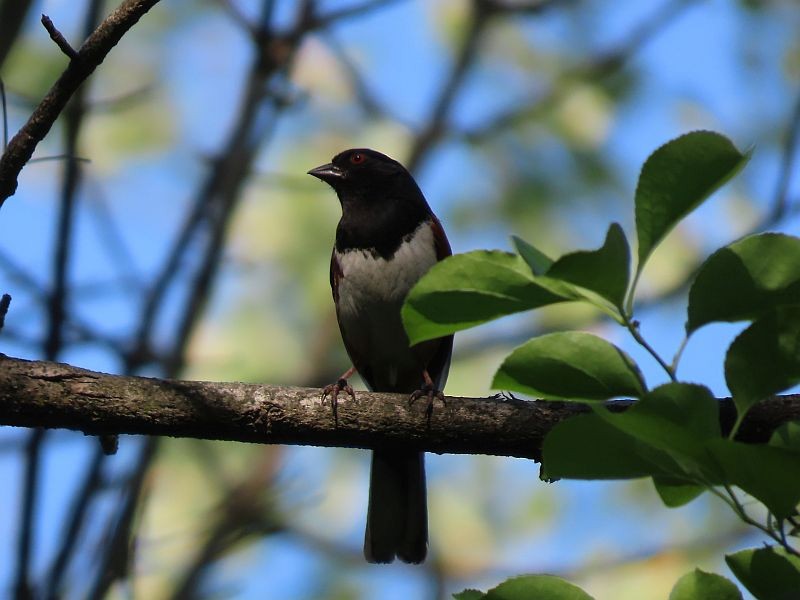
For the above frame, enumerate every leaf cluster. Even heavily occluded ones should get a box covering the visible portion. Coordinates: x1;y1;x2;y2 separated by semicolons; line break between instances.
403;131;800;598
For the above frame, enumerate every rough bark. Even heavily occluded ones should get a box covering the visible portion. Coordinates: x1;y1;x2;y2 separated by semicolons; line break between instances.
1;355;799;460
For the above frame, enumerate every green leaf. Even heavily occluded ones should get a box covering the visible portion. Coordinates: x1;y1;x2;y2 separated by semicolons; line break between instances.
492;332;646;401
687;233;800;334
595;383;723;482
708;438;800;519
512;235;553;276
545;223;631;310
482;575;595;600
543;413;682;480
725;305;800;420
770;421;800;453
726;546;800;600
653;478;705;508
453;591;485;600
669;569;742;600
402;251;568;344
635;131;749;274
619;383;721;441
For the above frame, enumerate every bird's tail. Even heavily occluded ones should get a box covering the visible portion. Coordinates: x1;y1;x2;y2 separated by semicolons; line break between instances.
364;449;427;563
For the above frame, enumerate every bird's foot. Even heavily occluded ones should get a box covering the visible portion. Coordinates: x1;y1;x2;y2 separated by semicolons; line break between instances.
408;384;446;424
321;378;355;423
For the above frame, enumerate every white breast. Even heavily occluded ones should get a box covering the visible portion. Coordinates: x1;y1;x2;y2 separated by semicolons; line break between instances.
335;222;439;389
337;222;437;308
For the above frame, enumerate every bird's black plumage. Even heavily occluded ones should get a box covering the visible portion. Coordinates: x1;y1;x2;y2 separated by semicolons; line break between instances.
309;148;453;564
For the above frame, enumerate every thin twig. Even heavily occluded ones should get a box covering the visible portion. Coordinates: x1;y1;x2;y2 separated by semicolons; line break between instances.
40;15;78;59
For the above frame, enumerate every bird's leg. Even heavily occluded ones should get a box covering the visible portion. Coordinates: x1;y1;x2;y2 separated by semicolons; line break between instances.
322;366;356;422
409;369;446;423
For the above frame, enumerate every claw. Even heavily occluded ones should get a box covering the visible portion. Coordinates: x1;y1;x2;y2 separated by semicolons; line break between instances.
321;377;355;424
408;384;446;425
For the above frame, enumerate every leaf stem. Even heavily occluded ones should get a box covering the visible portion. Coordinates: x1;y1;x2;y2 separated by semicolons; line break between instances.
670;334;689;374
622;312;677;382
712;485;800;557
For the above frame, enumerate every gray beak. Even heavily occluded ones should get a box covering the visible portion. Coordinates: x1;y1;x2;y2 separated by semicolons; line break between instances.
307;162;344;184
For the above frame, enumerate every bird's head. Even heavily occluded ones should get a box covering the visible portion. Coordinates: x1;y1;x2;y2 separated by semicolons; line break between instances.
307;148;416;203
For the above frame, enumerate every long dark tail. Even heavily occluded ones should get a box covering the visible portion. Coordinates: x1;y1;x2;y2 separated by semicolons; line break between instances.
364;449;427;563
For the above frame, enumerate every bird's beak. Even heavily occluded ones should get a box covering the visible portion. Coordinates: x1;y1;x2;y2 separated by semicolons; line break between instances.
307;162;344;184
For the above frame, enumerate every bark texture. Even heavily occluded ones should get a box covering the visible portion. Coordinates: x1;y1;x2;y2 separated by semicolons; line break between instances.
2;356;799;460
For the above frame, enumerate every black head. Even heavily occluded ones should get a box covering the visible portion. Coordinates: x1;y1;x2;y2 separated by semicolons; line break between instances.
308;148;434;256
307;148;416;200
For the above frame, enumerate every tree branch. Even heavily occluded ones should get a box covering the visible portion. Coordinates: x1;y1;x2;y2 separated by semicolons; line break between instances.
0;0;162;205
1;355;798;461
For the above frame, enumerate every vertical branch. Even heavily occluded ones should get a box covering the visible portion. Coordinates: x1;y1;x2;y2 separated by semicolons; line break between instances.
0;0;34;70
87;437;158;600
406;0;493;172
14;3;106;598
44;443;106;597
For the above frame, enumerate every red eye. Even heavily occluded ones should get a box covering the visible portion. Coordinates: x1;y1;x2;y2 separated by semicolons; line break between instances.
350;152;366;165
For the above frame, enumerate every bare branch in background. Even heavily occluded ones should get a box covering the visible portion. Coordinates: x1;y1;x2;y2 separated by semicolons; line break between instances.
0;0;34;70
0;0;163;204
462;0;694;143
0;293;10;331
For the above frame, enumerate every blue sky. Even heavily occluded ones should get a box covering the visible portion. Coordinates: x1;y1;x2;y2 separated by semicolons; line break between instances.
1;0;798;598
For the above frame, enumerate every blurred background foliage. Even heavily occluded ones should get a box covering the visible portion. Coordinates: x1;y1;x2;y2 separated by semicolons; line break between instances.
0;0;798;598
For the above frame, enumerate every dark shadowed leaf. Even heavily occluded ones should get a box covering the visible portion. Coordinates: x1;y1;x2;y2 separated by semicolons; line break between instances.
492;332;646;401
453;590;485;600
482;575;595;600
402;251;569;344
545;223;631;310
725;305;800;419
687;233;800;334
635;131;749;273
770;421;800;453
617;383;720;440
653;478;705;508
543;413;682;480
726;546;800;600
668;569;742;600
708;439;800;519
593;383;723;484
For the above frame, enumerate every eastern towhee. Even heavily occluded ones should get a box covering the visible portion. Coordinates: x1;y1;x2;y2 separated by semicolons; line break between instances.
308;148;453;564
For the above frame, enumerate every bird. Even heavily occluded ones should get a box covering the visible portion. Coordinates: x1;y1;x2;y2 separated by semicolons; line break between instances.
308;148;453;564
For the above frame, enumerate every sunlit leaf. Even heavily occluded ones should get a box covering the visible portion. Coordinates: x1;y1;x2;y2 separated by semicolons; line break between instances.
635;131;749;274
512;235;553;276
492;332;646;401
402;250;569;344
669;569;742;600
545;223;630;310
483;574;595;600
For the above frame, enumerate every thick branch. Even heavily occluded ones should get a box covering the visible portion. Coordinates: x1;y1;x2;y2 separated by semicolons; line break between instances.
1;356;798;460
0;0;161;204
